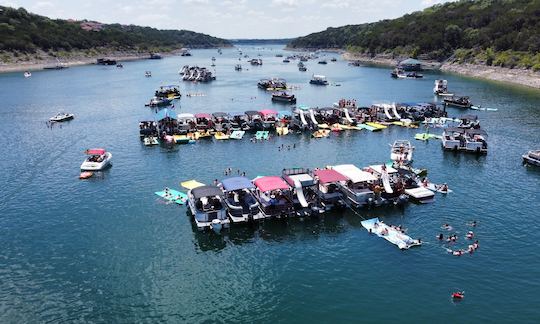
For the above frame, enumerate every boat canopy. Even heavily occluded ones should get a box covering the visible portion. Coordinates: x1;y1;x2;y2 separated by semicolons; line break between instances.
254;176;290;192
260;109;278;116
312;74;326;79
245;110;261;116
191;185;223;199
221;176;255;191
86;148;105;155
313;169;348;184
212;112;230;118
287;173;315;187
177;113;195;119
399;58;422;65
278;111;292;118
369;164;398;174
297;104;310;111
332;164;377;183
156;108;177;120
159;85;179;89
445;127;466;134
194;113;211;119
460;114;478;120
230;112;246;117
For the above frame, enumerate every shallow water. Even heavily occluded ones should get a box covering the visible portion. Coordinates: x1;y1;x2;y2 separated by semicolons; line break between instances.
0;45;539;322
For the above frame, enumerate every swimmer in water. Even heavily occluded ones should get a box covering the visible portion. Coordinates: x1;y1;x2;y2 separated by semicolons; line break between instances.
466;231;474;239
437;233;444;240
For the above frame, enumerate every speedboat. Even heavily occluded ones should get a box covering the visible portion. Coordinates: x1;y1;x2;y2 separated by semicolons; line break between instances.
252;176;295;218
24;71;31;78
390;140;414;164
522;150;540;166
312;169;348;210
80;148;112;171
330;164;377;207
235;64;242;71
282;168;325;217
271;92;296;104
221;177;263;222
444;96;472;108
187;185;229;232
50;112;74;122
145;71;152;77
318;60;327;64
145;97;172;107
309;74;328;85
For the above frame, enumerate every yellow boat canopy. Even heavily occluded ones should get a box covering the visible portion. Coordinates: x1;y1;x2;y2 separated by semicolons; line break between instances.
181;180;205;190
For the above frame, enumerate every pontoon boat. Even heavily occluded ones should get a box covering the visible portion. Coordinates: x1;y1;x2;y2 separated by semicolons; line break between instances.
187;185;229;232
252;176;294;218
221;177;263;222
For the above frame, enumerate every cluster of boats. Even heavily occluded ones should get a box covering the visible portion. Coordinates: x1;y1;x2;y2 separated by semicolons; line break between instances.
434;115;488;154
179;65;215;82
178;151;442;232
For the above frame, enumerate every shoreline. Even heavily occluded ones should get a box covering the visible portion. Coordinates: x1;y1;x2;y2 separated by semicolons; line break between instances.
0;48;202;74
342;52;540;89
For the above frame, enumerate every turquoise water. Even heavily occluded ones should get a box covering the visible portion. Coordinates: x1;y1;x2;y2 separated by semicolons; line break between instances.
1;45;539;322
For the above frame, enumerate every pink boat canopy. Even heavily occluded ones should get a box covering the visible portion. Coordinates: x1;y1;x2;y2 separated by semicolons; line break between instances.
85;148;105;155
259;109;278;116
254;176;290;192
194;113;211;119
313;169;348;184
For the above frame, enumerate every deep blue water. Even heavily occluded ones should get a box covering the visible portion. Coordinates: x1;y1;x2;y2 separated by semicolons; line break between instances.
0;45;539;323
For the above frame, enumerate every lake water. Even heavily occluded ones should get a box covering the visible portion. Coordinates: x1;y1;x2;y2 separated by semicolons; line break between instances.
1;44;539;322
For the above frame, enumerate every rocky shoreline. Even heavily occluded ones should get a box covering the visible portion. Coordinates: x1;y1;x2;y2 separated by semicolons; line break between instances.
342;52;540;89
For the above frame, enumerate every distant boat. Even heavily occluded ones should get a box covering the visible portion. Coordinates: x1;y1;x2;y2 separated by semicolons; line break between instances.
310;74;329;85
318;60;327;65
150;53;162;59
145;71;152;77
50;112;74;122
96;58;116;65
24;71;31;78
235;64;242;71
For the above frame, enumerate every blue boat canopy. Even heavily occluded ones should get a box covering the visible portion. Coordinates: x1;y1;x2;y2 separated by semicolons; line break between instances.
278;111;291;117
156;108;177;120
221;176;255;191
297;104;310;110
230;112;246;117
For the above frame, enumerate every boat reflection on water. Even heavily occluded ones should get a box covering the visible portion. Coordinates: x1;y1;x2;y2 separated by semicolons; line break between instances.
190;207;406;252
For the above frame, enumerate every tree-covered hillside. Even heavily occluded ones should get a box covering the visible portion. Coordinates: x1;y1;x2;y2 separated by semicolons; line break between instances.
0;6;230;53
288;0;540;69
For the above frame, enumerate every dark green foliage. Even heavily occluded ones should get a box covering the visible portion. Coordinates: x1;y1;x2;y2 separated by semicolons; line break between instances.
288;0;540;66
0;6;230;53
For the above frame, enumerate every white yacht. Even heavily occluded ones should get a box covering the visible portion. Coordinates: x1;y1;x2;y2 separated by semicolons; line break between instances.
80;149;112;171
442;128;488;154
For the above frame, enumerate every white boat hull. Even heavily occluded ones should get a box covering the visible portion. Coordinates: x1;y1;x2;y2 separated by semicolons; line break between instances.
80;152;112;171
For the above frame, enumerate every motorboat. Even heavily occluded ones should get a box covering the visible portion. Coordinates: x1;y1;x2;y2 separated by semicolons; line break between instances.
367;164;409;205
49;112;74;122
258;78;287;91
442;127;488;153
221;177;263;222
187;185;229;232
298;62;307;72
96;58;116;65
177;113;197;134
457;114;480;129
252;176;294;218
145;71;152;77
330;57;337;62
24;71;31;78
80;148;112;171
155;85;181;100
245;110;263;130
330;164;377;207
391;68;423;79
444;96;472;108
434;79;453;96
282;168;325;217
283;59;290;63
143;136;159;146
259;109;278;129
522;150;540;166
194;113;213;132
318;60;327;64
150;53;162;59
249;58;263;66
390;140;414;164
271;92;296;104
235;64;242;71
212;112;232;132
309;74;328;85
229;112;250;130
145;97;172;107
312;169;347;210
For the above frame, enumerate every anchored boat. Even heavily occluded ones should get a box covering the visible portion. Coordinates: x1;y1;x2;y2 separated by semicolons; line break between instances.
221;177;263;222
522;150;540;166
49;112;74;122
187;185;229;232
282;168;325;217
443;96;472;108
80;148;112;171
252;176;295;218
390;140;414;164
